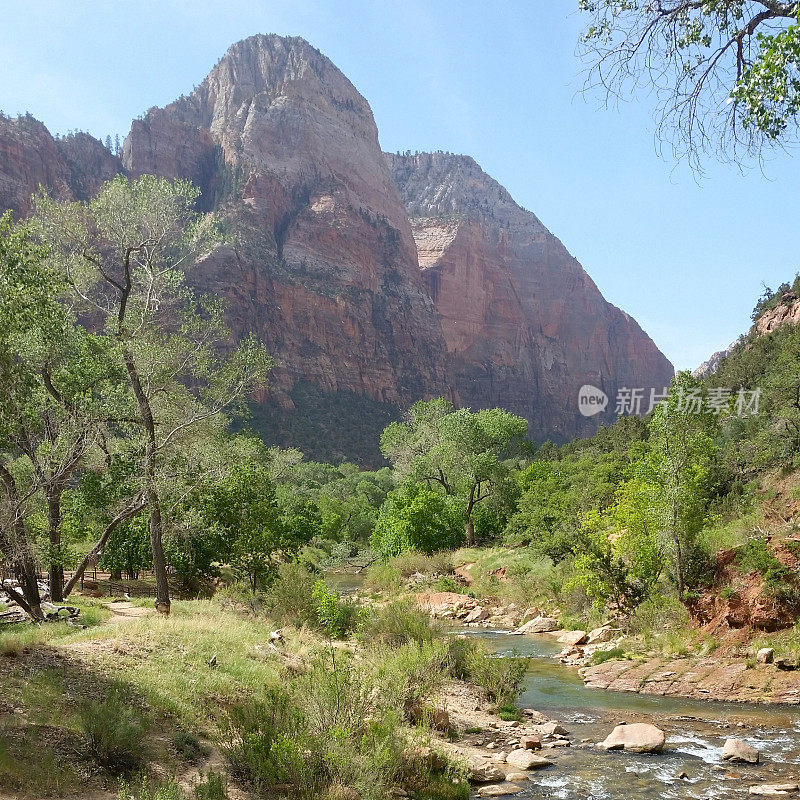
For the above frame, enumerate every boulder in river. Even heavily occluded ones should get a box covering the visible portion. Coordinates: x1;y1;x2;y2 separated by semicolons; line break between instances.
598;723;666;753
722;738;759;764
748;784;799;796
516;616;559;634
536;721;568;736
505;749;552;770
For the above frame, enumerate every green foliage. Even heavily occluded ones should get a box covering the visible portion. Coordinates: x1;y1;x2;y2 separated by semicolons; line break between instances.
371;482;463;557
312;580;359;638
381;399;528;544
357;602;440;648
118;777;183;800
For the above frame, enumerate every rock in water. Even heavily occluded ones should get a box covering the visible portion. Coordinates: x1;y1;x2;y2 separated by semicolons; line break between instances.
516;617;559;634
504;749;552;770
749;784;799;796
722;738;760;764
598;723;666;753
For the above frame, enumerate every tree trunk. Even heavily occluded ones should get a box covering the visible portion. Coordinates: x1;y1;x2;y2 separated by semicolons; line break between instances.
672;504;685;597
47;482;64;603
122;348;170;614
0;464;44;620
465;484;476;546
63;497;146;598
465;517;475;547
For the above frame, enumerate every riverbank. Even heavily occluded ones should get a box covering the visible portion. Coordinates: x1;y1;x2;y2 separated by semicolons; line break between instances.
364;547;800;707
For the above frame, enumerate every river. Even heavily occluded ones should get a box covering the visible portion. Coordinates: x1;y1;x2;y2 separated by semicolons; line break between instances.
326;573;800;797
462;626;800;799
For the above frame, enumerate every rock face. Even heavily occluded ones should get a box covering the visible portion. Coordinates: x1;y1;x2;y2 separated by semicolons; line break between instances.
598;722;665;753
121;35;451;440
0;116;122;217
387;152;674;441
0;115;72;216
0;35;674;462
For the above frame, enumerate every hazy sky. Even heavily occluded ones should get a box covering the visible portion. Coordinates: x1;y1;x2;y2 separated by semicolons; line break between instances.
3;1;798;370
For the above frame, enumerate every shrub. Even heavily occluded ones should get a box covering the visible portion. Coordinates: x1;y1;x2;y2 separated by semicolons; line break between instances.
117;776;183;800
172;730;208;762
589;646;626;666
358;602;439;648
79;690;149;774
448;641;528;706
371;484;463;558
262;563;319;626
194;770;227;800
363;561;401;591
222;688;315;796
312;580;359;638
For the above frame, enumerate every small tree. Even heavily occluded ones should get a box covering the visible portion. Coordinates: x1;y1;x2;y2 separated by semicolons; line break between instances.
371;482;463;557
381;400;527;546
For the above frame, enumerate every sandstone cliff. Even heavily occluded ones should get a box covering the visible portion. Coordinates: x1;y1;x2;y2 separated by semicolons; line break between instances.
0;115;122;217
122;35;451;436
0;35;675;462
387;152;674;440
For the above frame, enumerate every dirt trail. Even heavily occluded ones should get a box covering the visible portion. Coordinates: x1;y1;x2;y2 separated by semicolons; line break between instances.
106;600;154;623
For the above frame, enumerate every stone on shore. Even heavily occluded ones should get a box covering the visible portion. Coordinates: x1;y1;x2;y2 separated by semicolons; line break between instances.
597;723;666;753
478;784;524;797
520;735;542;750
505;749;553;770
468;761;505;783
722;738;760;764
757;648;775;664
556;629;588;646
587;625;616;645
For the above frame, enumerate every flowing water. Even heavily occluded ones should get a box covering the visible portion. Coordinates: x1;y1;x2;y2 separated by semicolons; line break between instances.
460;626;800;799
326;573;800;797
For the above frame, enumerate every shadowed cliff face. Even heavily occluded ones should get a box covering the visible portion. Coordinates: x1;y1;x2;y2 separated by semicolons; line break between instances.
0;35;674;460
387;152;675;441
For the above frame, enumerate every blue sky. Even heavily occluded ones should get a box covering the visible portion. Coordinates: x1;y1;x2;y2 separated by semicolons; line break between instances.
3;0;798;370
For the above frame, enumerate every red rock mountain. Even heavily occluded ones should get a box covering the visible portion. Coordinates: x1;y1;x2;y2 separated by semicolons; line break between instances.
387;152;674;440
0;34;673;463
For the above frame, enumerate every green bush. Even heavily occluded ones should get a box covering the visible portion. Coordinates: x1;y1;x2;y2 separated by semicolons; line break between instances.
172;729;208;762
446;639;528;706
371;483;463;558
194;770;227;800
79;690;149;774
358;602;439;648
262;563;319;626
589;646;626;666
312;580;359;638
118;777;182;800
222;688;315;796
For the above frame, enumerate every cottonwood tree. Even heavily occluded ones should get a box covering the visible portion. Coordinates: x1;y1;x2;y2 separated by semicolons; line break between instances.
380;400;527;546
35;175;272;613
0;213;149;612
645;374;717;595
578;1;800;167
